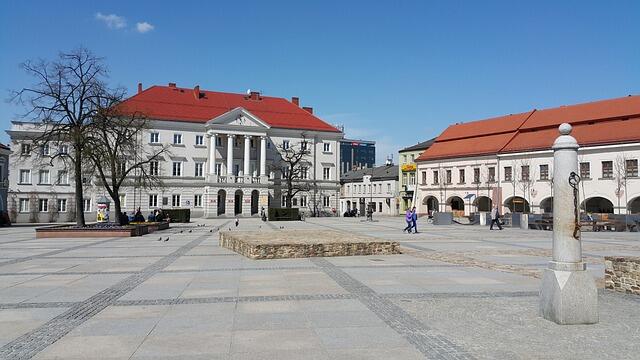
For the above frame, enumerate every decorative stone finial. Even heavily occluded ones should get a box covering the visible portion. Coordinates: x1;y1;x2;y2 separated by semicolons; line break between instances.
559;123;572;135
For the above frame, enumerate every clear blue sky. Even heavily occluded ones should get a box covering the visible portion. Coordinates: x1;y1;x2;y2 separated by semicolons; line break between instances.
1;0;639;164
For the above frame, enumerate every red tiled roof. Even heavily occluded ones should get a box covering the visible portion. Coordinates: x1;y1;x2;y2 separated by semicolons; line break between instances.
118;85;341;133
417;95;640;161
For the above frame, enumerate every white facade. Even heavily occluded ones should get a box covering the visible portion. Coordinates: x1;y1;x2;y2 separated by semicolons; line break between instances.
6;109;343;223
339;166;399;216
415;143;640;216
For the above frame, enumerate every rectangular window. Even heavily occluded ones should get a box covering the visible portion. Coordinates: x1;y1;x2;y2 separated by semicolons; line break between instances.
282;140;290;149
42;144;50;156
580;162;590;179
57;199;67;213
602;161;613;179
195;135;204;146
402;173;407;186
216;136;222;146
421;171;426;185
19;169;31;184
39;199;48;212
301;166;308;179
172;162;182;176
21;143;31;155
173;133;182;144
148;194;158;208
379;202;382;212
251;139;256;148
119;194;126;208
162;197;168;206
323;167;330;180
195;162;204;177
59;145;69;154
504;166;512;182
474;168;480;183
215;163;222;175
194;194;202;207
19;198;29;212
459;169;465;183
39;170;50;184
433;170;439;185
540;164;549;180
410;154;415;162
57;171;69;185
521;165;530;181
626;159;638;177
234;164;240;176
446;170;452;184
409;173;415;185
234;137;240;147
282;195;287;206
292;198;298;206
323;196;330;207
150;132;159;143
171;194;181;207
323;142;331;152
150;161;159;176
488;167;496;182
300;141;307;151
83;198;91;212
300;196;307;207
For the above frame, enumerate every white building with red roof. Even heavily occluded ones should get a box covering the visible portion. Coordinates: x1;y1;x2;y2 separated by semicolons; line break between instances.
415;95;640;221
6;83;344;222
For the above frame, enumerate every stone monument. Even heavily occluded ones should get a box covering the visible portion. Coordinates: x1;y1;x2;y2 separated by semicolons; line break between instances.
539;123;598;325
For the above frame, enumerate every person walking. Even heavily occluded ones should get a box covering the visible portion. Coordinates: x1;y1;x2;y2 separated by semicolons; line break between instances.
403;209;413;233
411;206;418;233
235;217;239;227
490;205;503;230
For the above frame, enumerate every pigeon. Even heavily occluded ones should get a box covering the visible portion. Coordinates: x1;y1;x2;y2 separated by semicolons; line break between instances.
188;230;192;233
164;237;169;242
209;229;213;233
157;237;162;241
180;230;183;234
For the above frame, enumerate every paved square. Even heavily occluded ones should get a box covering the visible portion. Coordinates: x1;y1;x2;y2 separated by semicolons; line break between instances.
1;217;639;359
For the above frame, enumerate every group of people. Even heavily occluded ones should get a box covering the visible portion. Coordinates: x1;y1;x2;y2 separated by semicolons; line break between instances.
403;206;419;233
119;208;169;225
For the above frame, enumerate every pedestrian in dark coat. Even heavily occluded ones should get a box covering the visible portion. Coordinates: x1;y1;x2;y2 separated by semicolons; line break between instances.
490;205;503;230
411;207;418;233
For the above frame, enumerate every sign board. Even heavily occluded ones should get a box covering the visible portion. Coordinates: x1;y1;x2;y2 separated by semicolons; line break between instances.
401;164;416;172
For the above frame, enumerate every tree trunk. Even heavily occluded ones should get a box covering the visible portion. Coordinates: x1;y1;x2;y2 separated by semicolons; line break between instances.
113;195;122;225
74;150;86;227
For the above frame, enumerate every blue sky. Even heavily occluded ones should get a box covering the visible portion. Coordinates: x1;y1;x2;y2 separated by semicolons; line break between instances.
1;0;639;164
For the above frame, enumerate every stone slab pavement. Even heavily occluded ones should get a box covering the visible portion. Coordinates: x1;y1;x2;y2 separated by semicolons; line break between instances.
0;216;638;359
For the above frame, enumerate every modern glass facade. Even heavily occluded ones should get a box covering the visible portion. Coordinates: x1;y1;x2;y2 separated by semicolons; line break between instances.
340;139;376;174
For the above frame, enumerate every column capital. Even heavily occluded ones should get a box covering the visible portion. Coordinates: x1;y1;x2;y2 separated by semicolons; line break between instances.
244;134;252;139
228;134;236;138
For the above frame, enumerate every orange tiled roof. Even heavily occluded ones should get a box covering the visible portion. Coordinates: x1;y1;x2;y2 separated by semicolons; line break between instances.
417;95;640;161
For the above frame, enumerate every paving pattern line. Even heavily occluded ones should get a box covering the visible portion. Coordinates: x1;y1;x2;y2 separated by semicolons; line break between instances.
0;223;228;360
311;257;475;360
113;293;356;306
0;237;122;267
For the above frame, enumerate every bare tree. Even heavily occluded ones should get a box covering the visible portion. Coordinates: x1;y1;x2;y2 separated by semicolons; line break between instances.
518;157;536;212
11;48;109;226
86;96;170;225
435;164;448;212
272;135;311;208
614;153;628;215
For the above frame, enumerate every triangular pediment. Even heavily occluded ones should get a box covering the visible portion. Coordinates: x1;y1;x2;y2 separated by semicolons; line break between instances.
206;107;271;129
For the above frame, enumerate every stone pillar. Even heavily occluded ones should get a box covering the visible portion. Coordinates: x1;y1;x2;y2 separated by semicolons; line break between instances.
227;135;235;176
208;133;216;175
243;135;251;177
540;123;598;325
260;136;267;176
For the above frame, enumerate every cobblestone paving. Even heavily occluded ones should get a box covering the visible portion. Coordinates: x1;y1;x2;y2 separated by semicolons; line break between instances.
311;257;474;359
0;217;638;359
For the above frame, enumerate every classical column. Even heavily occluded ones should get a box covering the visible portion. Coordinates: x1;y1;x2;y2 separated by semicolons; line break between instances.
227;134;235;176
244;135;251;177
208;133;216;175
540;123;598;325
260;136;267;176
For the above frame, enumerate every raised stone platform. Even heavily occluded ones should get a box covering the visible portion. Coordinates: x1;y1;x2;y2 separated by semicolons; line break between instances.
219;229;400;259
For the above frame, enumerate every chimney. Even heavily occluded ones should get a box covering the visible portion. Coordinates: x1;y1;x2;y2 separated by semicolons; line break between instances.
137;83;143;94
302;106;313;114
193;85;200;100
168;82;176;88
291;97;300;106
249;91;260;100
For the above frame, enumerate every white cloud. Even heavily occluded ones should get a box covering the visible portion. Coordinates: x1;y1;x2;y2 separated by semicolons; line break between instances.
95;12;127;29
136;22;155;33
